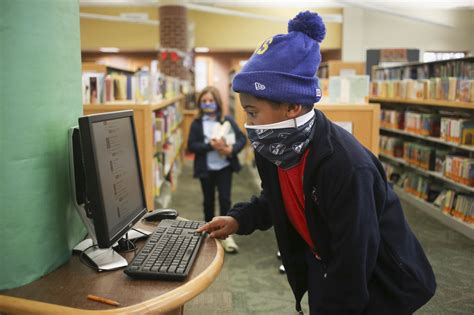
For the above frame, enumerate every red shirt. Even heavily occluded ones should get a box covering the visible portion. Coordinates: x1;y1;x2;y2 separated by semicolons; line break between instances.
277;149;315;251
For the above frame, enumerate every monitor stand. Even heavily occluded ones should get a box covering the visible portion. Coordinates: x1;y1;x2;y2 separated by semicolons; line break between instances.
72;230;128;271
69;127;128;271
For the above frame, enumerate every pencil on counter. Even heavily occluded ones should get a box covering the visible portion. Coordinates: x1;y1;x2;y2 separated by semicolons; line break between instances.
87;294;120;307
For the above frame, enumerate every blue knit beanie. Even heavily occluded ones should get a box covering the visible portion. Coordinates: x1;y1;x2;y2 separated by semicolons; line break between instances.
232;11;326;106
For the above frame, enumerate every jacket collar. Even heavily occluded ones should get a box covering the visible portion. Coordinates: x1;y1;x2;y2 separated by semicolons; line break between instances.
304;109;334;178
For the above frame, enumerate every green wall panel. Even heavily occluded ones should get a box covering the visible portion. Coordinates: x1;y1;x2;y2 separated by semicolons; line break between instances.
0;0;86;289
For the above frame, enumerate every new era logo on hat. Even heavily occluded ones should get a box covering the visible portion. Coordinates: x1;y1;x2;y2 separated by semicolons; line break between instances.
254;82;266;90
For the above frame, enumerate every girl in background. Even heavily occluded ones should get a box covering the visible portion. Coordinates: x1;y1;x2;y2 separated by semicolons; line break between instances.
187;86;246;253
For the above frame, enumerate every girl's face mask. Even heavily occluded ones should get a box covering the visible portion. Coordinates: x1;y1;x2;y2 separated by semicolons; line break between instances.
200;102;218;113
245;110;316;169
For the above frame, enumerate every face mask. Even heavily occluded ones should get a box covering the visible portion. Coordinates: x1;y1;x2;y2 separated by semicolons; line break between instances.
200;102;218;113
245;110;316;169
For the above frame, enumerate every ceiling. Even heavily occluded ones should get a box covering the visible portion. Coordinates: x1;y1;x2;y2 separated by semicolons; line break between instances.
79;0;474;10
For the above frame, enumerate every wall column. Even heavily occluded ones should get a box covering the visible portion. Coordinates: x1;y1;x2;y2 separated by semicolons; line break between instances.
159;0;190;80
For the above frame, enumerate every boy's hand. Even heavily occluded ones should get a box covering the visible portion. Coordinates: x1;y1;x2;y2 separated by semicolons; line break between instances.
196;216;239;239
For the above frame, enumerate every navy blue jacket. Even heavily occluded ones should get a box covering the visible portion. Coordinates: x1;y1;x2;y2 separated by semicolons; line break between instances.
227;109;436;314
188;115;247;178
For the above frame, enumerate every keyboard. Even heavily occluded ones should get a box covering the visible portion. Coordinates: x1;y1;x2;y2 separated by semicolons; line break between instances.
124;219;206;281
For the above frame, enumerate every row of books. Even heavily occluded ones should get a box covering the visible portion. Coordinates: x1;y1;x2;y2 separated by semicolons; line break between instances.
404;112;440;137
380;135;474;186
402;142;436;171
440;117;474;145
153;103;182;151
153;129;183;197
382;161;474;223
82;70;184;104
370;78;474;102
380;109;474;145
445;155;474;187
380;135;404;157
373;59;473;81
435;190;474;224
402;173;436;202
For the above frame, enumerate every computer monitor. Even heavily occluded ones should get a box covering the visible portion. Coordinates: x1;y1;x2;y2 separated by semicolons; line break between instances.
70;110;147;269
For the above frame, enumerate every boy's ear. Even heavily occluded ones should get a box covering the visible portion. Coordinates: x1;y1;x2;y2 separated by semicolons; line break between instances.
286;104;304;118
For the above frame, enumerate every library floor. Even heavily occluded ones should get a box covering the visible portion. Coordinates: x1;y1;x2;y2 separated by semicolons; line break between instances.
170;160;474;315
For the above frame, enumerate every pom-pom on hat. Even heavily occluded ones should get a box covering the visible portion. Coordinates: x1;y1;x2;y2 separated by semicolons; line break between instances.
232;11;326;106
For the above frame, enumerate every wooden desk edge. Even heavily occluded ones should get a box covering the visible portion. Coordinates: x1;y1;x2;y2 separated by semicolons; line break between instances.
0;239;224;315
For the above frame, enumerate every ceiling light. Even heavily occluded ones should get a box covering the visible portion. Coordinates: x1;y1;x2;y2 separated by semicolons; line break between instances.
99;47;120;53
194;47;210;53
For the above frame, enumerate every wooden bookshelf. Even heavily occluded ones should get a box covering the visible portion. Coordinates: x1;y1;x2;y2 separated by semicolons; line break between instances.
182;109;198;152
84;95;185;210
369;97;474;110
393;185;474;240
317;61;366;79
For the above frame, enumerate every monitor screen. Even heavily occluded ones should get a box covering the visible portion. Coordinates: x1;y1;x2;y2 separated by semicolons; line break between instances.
78;110;147;248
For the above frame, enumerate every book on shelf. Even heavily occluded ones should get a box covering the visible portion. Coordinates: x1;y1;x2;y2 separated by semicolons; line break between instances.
444;155;474;187
440;117;474;145
82;72;105;104
438;190;474;224
457;79;474;102
380;135;404;157
403;173;434;201
402;142;435;171
381;109;404;130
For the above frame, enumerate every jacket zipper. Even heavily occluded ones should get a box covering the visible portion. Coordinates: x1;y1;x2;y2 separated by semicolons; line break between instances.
312;248;328;278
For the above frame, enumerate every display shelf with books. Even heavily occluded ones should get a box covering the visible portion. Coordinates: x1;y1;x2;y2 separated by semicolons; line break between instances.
373;58;474;237
393;185;474;240
379;152;474;193
370;57;474;108
381;160;474;240
380;127;474;152
83;95;185;210
82;62;184;105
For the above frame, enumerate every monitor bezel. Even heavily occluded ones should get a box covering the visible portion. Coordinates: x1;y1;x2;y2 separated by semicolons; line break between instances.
78;110;147;248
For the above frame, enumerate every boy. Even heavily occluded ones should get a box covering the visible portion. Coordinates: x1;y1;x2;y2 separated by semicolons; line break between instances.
197;11;436;314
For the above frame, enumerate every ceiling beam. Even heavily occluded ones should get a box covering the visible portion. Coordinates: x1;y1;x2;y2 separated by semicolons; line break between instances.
336;0;455;28
80;12;159;25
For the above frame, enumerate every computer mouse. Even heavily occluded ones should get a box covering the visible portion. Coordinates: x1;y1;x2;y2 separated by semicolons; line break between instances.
143;209;179;222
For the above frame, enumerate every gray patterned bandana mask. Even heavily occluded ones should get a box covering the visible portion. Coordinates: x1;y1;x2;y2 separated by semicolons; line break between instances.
245;110;316;169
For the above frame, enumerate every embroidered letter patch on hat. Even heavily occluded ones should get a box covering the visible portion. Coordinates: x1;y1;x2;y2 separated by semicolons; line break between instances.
255;82;266;90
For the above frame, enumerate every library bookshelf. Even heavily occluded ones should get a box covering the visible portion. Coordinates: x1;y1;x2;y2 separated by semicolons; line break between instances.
393;185;474;240
369;57;474;240
84;95;185;210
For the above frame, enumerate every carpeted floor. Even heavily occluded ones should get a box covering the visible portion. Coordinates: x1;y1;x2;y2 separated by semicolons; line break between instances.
169;161;474;315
